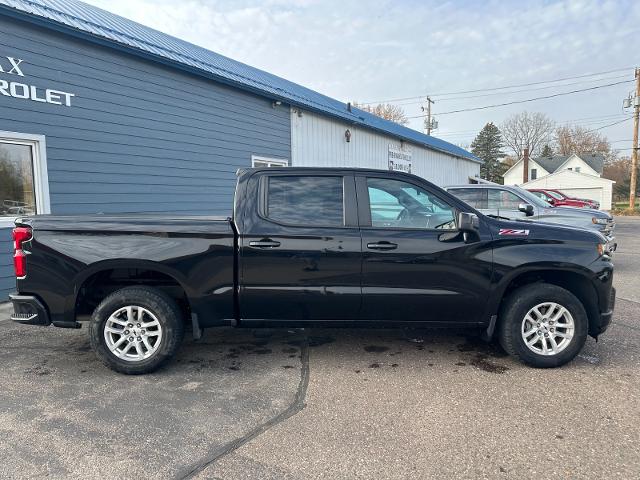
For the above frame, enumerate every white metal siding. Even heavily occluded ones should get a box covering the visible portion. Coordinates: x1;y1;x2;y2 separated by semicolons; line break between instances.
290;109;479;186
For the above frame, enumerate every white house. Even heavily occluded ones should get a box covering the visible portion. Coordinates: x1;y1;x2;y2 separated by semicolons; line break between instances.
503;153;614;210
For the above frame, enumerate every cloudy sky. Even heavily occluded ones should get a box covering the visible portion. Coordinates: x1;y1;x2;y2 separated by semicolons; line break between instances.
83;0;640;155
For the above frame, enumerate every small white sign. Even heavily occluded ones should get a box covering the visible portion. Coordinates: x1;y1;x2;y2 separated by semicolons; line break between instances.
388;145;412;173
0;55;76;107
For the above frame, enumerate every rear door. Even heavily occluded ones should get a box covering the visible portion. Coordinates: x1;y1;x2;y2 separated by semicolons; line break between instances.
238;171;362;322
358;175;493;324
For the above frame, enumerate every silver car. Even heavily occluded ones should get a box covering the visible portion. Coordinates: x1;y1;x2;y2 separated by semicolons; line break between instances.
445;184;616;247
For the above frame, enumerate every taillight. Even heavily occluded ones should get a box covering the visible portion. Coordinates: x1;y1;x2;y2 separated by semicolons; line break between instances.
12;227;32;279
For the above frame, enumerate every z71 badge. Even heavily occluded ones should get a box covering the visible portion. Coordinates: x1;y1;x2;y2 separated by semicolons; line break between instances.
499;229;530;236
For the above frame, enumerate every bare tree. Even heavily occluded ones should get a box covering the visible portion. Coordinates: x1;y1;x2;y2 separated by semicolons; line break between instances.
501;111;555;160
555;125;615;162
353;102;408;126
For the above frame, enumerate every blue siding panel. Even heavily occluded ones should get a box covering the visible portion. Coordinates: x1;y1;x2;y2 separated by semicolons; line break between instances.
0;17;291;290
0;16;291;217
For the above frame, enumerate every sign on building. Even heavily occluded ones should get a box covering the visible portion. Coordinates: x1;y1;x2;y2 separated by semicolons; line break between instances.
388;145;412;173
0;55;75;107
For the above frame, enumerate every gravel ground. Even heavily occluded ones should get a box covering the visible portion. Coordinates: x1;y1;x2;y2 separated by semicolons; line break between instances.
1;217;639;479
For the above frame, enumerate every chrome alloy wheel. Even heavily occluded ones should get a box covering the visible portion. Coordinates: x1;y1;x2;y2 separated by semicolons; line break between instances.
103;306;163;362
521;302;575;356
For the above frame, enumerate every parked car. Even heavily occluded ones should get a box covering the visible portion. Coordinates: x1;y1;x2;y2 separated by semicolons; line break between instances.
10;168;615;374
445;184;615;247
528;188;599;209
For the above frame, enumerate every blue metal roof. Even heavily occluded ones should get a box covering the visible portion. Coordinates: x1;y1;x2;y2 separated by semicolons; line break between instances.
0;0;480;163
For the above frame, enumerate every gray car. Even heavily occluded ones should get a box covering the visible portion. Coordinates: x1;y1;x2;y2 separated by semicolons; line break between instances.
445;184;616;247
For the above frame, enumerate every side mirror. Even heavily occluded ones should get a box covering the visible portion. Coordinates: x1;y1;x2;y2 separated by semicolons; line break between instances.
518;203;534;216
458;212;479;232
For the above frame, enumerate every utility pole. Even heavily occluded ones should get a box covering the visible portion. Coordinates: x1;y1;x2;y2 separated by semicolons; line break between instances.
424;96;435;135
630;67;640;210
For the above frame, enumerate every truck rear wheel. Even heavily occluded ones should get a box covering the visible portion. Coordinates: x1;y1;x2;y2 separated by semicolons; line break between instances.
89;286;184;374
498;284;588;368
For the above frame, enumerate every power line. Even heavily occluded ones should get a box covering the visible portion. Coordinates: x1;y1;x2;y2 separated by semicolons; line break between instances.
389;74;631;106
435;114;632;138
359;66;635;105
584;117;633;132
406;80;634;118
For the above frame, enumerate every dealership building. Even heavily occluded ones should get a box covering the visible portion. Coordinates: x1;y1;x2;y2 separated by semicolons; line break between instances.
0;0;480;298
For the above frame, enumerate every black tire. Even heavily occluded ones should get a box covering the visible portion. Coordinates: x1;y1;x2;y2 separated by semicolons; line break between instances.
89;286;185;374
498;284;588;368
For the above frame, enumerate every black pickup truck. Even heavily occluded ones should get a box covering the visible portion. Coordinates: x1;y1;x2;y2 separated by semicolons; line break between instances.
10;168;615;374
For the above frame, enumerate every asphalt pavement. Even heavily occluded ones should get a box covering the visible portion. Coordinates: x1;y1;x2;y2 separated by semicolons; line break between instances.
1;217;639;479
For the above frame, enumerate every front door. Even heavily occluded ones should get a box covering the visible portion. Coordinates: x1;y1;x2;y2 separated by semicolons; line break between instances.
487;188;530;219
358;175;493;324
239;171;362;322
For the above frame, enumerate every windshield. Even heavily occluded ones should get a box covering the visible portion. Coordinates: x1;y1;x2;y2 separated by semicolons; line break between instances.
547;191;565;200
512;186;552;208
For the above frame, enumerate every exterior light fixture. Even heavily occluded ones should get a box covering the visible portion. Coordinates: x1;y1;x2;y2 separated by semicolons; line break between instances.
345;129;351;143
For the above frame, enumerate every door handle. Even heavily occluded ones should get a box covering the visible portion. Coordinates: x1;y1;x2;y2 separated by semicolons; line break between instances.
249;239;281;248
367;241;398;250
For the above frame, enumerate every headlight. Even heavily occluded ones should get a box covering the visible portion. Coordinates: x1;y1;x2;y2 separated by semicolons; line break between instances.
592;217;608;225
597;243;612;257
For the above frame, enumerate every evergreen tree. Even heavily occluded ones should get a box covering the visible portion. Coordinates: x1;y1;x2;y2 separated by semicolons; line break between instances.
541;144;553;157
471;123;505;183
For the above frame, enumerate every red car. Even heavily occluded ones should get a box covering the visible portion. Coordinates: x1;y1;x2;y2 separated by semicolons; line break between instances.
527;189;599;209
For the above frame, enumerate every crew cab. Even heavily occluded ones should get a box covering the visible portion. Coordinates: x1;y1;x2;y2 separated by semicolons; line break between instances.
10;168;615;374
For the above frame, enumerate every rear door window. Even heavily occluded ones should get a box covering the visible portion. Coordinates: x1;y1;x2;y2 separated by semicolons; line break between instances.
448;188;487;209
266;176;344;226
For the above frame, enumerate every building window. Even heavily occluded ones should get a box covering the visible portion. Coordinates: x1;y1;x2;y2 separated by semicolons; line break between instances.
251;155;288;168
575;167;581;173
0;132;50;225
530;168;537;180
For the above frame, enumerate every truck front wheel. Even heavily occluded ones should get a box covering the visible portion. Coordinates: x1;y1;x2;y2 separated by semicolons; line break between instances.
89;286;185;374
498;284;588;368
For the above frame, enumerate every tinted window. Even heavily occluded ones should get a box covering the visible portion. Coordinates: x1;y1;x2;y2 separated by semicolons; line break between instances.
267;176;344;226
488;189;522;210
367;178;456;230
448;188;487;209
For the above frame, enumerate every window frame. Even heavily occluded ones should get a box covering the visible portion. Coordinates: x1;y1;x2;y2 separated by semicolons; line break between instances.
487;188;525;210
447;187;488;210
0;131;50;227
357;175;460;232
257;173;358;229
251;155;289;168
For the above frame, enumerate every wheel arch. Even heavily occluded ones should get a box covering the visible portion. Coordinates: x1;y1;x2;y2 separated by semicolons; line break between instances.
491;266;600;337
70;260;193;321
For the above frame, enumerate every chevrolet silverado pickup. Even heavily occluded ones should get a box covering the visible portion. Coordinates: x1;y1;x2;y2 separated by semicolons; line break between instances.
10;168;615;374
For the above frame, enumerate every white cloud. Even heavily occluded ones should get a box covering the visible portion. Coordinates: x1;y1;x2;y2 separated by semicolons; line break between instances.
81;0;640;151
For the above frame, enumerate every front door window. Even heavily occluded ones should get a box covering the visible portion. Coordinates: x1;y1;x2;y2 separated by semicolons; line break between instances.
366;178;456;230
